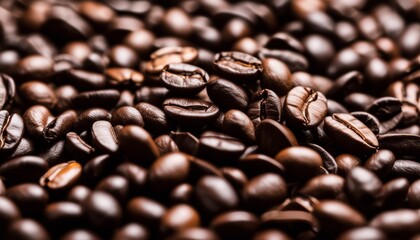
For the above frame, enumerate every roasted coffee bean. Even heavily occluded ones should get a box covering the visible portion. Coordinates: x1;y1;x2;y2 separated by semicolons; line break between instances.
0;196;20;228
23;105;51;139
367;97;403;133
13;55;54;81
261;58;293;95
160;63;208;95
256;119;298;157
112;223;149;240
105;68;144;89
335;154;361;177
54;85;78;112
67;185;91;204
364;150;396;180
5;219;50;240
326;71;363;100
166;227;219;240
148;152;190;194
313;200;366;236
407;179;420;208
0;74;15;110
222;110;255;143
378;134;420;159
238;154;285;178
72;89;120;109
135;102;170;134
253;230;291;240
161;204;200;235
258;48;308;72
206;77;249;111
220;167;248;191
96;175;129;203
126;197;166;228
285;86;327;129
83;191;121;231
242;173;287;213
18;81;57;109
299;174;345;200
344;92;376;112
0;156;48;185
65;69;106;90
43;110;77;142
65;132;95;160
5;183;48;217
350;112;381;136
134;87;170;107
170;131;199;156
146;46;198;75
118;125;160;166
195;176;238;216
306;143;337;174
115;162;147;193
170;183;193;204
163;98;219;127
379;177;409;209
60;229;100;240
210;211;258;240
389;159;420;182
370;209;420;239
197;131;245;162
324;113;378;155
247;89;283;126
91;121;119;154
44;201;84;231
213;51;262;82
38;140;67;166
154;135;179;155
260;210;316;235
337;227;387;240
0;110;24;152
74;108;111;132
40;161;82;190
275;146;323;181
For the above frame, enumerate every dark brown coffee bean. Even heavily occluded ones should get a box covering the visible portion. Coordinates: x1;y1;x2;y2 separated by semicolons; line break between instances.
135;102;170;134
154;135;179;155
350;112;381;136
378;134;420;159
222;109;255;143
95;175;129;204
213;51;262;82
399;23;420;58
72;89;120;109
0;110;24;152
0;156;48;185
261;58;293;95
242;173;287;213
379;177;409;209
313;200;366;236
5;219;50;240
18;81;56;109
5;183;48;217
364;150;396;180
91;121;119;154
195;176;238;216
43;110;77;142
210;211;258;240
256;119;298;157
247;89;282;126
13;55;54;81
299;174;345;200
148;152;190;194
23;105;51;139
327;48;363;78
170;131;199;156
326;71;363;100
65;69;106;90
344;92;376;112
337;227;387;240
238;154;285;178
66;132;95;159
160;63;208;95
167;227;219;240
83;191;121;231
258;48;308;72
126;197;166;228
220;167;248;191
367;97;402;133
260;210;315;235
40;161;81;190
0;196;20;228
161;204;200;235
118;125;160;166
163;98;219;127
60;229;100;240
44;201;83;231
74;108;111;132
302;34;335;69
112;223;149;240
67;185;91;204
197;131;245;162
105;68;144;89
146;46;198;75
370;209;420;239
306;143;337;174
115;162;147;194
285;86;327;129
54;85;78;112
206;77;249;112
407;179;420;208
170;183;193;204
324;113;379;155
0;74;15;110
123;29;155;56
389;159;420;182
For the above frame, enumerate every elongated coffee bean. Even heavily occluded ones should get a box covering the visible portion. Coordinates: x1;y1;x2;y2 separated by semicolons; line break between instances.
213;51;262;82
163;98;219;127
160;63;208;95
0;110;24;152
40;161;82;190
91;121;119;154
324;113;378;155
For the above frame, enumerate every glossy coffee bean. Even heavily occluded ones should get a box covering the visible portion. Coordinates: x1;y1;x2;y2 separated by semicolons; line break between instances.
247;89;283;126
0;111;25;152
23;105;51;139
43;110;77;143
210;211;258;240
146;46;198;75
135;102;171;134
72;89;120;109
222;109;255;143
111;106;144;127
19;81;57;109
91;121;119;154
66;132;95;160
161;204;200;235
253;230;291;240
126;197;166;228
105;68;144;89
96;175;129;204
299;174;345;200
44;201;83;231
167;227;219;240
112;223;149;240
5;219;50;240
206;78;249;111
40;161;82;190
0;74;16;110
5;183;48;217
261;58;293;95
256;119;298;157
370;209;420;239
364;150;395;180
160;63;208;95
83;191;122;231
74;108;111;132
0;196;21;228
213;51;262;82
60;229;100;240
163;98;219;127
0;156;48;185
238;154;285;178
197;131;245;162
337;227;387;240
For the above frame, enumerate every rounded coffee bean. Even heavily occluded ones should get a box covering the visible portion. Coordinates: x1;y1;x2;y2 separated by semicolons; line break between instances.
60;229;100;240
23;105;51;139
242;173;287;213
13;55;54;81
207;78;249;111
126;197;166;227
43;110;77;142
154;134;179;155
67;185;91;204
112;223;149;240
213;51;262;82
275;146;322;181
210;211;258;240
298;174;345;200
0;111;24;153
83;191;122;230
91;121;119;154
285;86;328;129
72;89;120;109
195;176;238;216
66;132;95;159
222;109;255;143
146;46;198;75
0;156;48;185
260;210;315;234
18;81;57;109
163;98;219;127
160;63;208;95
370;209;420;239
197;131;245;162
5;183;49;217
364;149;396;180
337;227;387;240
0;196;20;228
40;161;82;190
247;89;282;126
105;68;144;89
111;106;144;127
407;179;420;208
96;175;129;203
74;108;111;132
167;228;219;240
170;183;193;204
0;74;16;110
238;154;285;178
135;102;171;134
161;204;200;235
148;153;190;194
5;219;50;240
261;58;293;95
44;201;83;231
253;230;291;240
256;119;298;157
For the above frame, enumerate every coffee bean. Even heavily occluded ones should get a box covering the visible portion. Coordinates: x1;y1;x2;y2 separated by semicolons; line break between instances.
256;119;298;157
74;108;111;132
0;110;24;152
60;229;100;240
23;105;51;139
160;63;208;95
407;179;420;208
367;97;402;133
261;58;293;95
161;204;200;235
253;230;291;240
210;211;258;240
43;110;77;142
115;162;147;194
40;161;82;190
195;176;238;216
207;77;249;111
364;149;396;180
5;219;50;240
0;156;48;185
65;69;106;90
299;174;345;200
324;113;379;155
91;121;119;154
105;68;144;89
170;183;193;204
66;132;95;159
5;183;48;217
44;201;83;231
19;81;57;109
148;152;190;194
112;223;149;240
213;51;262;82
135;102;170;134
0;196;20;228
306;143;337;174
95;175;129;204
337;227;387;240
370;209;420;239
54;85;78;112
13;55;54;81
285;86;327;129
389;159;420;182
118;125;160;166
242;173;287;213
67;185;91;205
258;48;308;72
146;46;198;76
197;131;246;162
350;112;381;136
222;110;255;143
379;177;409;209
313;200;366;236
260;210;315;235
238;154;285;178
326;71;363;99
126;197;166;227
247;89;283;126
72;89;120;109
163;98;219;127
378;134;420;159
154;134;179;155
83;191;121;231
167;227;219;240
170;131;199;156
0;74;15;110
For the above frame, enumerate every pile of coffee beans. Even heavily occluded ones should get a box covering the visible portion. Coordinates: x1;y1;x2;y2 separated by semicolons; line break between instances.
0;0;420;239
